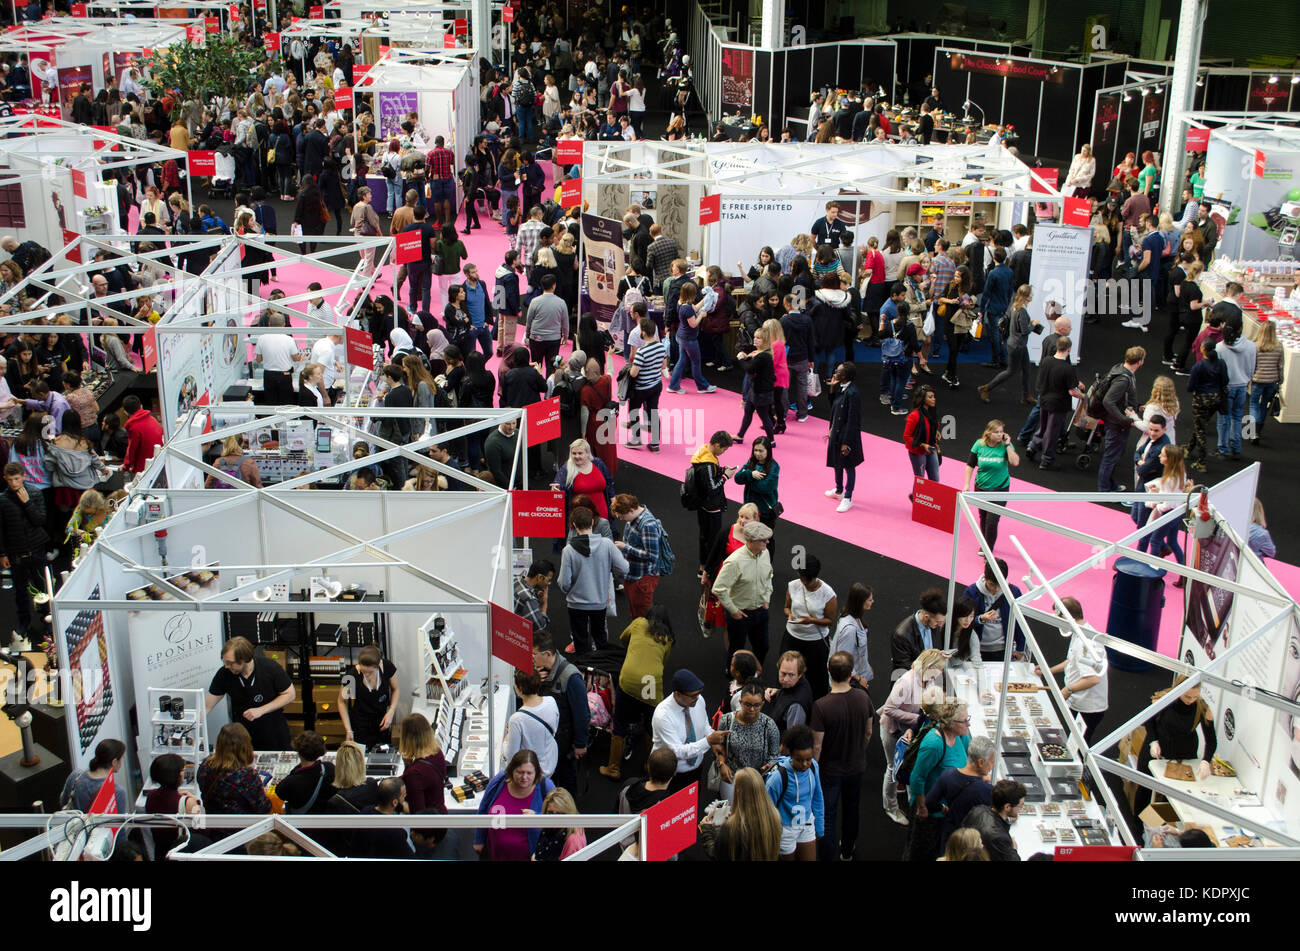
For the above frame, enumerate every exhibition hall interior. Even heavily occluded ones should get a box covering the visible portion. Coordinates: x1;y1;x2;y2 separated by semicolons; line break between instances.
0;0;1297;878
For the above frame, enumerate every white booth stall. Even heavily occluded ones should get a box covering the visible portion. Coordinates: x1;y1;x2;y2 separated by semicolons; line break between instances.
0;116;190;262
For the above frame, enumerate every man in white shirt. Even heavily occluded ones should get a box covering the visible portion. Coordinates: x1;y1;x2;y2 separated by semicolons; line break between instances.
263;70;286;98
309;331;344;401
255;313;304;405
120;68;143;100
650;668;729;794
304;281;334;326
1035;596;1108;743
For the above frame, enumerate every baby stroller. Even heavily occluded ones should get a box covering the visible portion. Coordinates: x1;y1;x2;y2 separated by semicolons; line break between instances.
1067;387;1106;471
208;148;236;200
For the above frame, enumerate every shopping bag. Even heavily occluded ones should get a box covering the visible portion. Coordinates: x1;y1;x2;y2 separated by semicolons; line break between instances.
922;309;935;337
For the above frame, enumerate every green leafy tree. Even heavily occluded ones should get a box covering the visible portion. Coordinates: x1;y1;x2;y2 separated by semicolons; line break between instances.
140;36;279;120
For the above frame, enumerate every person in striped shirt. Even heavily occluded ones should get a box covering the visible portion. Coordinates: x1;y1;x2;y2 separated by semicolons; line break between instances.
627;315;666;452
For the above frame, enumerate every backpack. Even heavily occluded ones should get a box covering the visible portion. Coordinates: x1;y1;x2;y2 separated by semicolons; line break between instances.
680;464;703;511
654;521;675;576
894;717;939;787
880;323;905;362
1085;369;1123;419
540;199;562;226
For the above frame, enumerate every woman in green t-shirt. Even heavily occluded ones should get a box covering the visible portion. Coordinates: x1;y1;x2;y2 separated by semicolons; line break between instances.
434;223;469;312
962;419;1020;550
1189;161;1205;199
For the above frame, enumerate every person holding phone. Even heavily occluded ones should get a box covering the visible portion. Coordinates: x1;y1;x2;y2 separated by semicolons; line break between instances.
962;419;1020;551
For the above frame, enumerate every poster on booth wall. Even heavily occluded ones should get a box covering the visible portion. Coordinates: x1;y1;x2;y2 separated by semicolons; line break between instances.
1025;224;1091;365
1209;554;1290;795
56;64;92;119
126;569;227;771
1202;134;1299;261
1247;75;1290;113
720;48;754;113
1138;88;1164;155
29;50;55;103
581;213;624;323
63;586;112;757
1268;611;1300;830
1092;93;1120;151
377;90;418;140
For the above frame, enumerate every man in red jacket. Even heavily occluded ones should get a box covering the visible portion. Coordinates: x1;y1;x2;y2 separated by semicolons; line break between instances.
122;395;164;475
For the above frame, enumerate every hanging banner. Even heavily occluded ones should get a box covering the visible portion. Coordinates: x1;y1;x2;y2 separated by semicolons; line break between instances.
56;64;92;118
1138;88;1164;153
1026;223;1092;364
204;15;220;33
394;229;423;264
1029;167;1059;194
142;326;157;372
580;214;624;323
1062;197;1091;227
59;586;113;764
344;326;372;367
720;48;754;112
263;31;281;52
454;17;467;34
949;51;1064;84
443;33;457;50
911;478;959;533
503;4;514;21
510;489;566;538
559;177;581;208
555;138;583;165
70;167;87;199
62;229;80;262
70;2;86;15
333;86;353;110
698;193;720;225
489;602;533;670
353;63;372;83
525;395;562;445
186;23;204;43
1092;93;1119;149
188;150;217;176
1185;127;1210;152
309;4;323;16
1254;150;1267;178
643;782;699;860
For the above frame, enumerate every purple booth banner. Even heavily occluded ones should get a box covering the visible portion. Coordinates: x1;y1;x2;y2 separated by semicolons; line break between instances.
378;91;418;140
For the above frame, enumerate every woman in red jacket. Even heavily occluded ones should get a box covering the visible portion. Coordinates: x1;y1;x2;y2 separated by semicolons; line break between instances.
904;385;942;493
860;236;889;328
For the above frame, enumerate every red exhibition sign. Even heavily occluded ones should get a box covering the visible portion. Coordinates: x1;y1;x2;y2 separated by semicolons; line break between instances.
142;327;157;373
525;395;561;446
1185;128;1210;152
344;326;371;368
559;176;581;208
186;23;204;43
643;782;698;861
510;489;566;538
309;3;323;16
1254;150;1266;178
61;229;80;262
554;138;583;165
443;33;456;49
333;86;353;109
70;2;86;15
489;602;533;670
454;17;467;34
1029;166;1059;194
228;3;238;17
393;230;423;264
502;4;513;21
911;477;959;533
70;167;87;198
1062;196;1091;228
187;150;216;176
699;193;720;225
204;15;219;33
1054;845;1137;861
353;63;371;81
263;31;281;52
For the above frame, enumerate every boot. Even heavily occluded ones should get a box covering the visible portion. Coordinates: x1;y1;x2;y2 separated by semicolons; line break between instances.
599;735;625;780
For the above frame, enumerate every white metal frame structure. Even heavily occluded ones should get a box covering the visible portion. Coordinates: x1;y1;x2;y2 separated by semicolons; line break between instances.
952;483;1300;858
0;16;192;56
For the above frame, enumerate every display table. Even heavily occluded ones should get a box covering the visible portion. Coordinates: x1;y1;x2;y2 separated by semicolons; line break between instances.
1144;760;1281;847
718;116;758;140
949;661;1120;856
412;680;510;813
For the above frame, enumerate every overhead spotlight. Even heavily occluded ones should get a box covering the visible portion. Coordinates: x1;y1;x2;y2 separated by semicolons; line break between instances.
1195;75;1204;87
1268;74;1279;84
1291;74;1300;85
1122;92;1132;102
1140;86;1150;96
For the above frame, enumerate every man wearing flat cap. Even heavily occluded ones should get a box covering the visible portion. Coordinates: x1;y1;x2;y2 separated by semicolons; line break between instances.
712;520;775;672
651;668;730;794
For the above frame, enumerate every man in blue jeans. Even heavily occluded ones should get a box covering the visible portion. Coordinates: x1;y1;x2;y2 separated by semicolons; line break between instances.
666;280;717;394
1096;347;1144;493
1216;330;1257;459
401;206;437;317
980;247;1013;368
811;651;876;861
460;263;496;357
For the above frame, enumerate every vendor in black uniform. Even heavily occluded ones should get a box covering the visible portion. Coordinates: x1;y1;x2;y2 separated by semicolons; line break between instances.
811;201;850;248
1131;676;1217;815
337;643;400;748
205;636;295;750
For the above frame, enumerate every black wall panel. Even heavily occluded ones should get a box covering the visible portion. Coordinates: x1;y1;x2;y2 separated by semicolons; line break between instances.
754;50;773;128
1038;72;1082;164
811;45;838;92
838;45;863;91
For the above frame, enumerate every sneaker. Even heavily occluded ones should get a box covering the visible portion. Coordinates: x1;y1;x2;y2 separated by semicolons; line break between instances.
665;387;684;395
941;373;957;386
825;489;843;499
701;386;718;394
885;806;910;826
625;437;642;449
879;395;891;405
1161;359;1175;366
796;414;810;423
891;407;908;415
836;498;853;513
648;445;660;453
1038;461;1060;471
1121;320;1149;331
1174;369;1190;377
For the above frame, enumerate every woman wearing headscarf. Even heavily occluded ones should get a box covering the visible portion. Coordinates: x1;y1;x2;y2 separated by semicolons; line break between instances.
425;327;450;377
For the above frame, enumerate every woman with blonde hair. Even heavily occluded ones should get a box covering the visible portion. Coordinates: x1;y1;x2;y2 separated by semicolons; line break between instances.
1249;318;1283;445
763;318;789;431
327;741;379;816
701;766;782;860
535;787;586;860
1138;444;1191;578
962;418;1020;550
1249;498;1275;559
1064;143;1095;198
879;648;949;824
551;436;613;519
297;362;329;407
206;434;263;488
939;827;989;861
403;464;447;491
663;113;686;141
1135;374;1180;445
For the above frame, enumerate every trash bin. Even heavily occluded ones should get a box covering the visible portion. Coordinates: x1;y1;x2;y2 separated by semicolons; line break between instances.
1105;556;1166;672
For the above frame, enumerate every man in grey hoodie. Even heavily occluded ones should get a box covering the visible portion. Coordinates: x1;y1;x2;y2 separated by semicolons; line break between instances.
559;506;629;653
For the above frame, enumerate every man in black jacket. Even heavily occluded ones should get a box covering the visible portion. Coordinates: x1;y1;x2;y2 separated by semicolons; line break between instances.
351;778;419;858
960;778;1025;861
70;83;94;125
1096;346;1144;493
890;587;947;680
780;293;815;423
377;363;414;488
302;119;330;179
0;462;49;635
